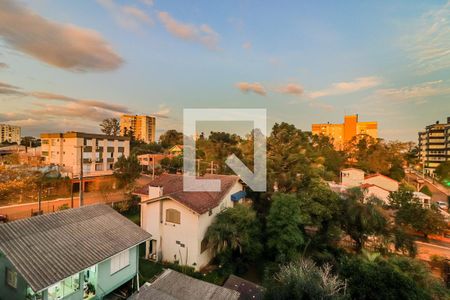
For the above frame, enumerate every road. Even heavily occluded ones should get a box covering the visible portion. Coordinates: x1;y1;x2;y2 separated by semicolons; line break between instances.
0;190;127;221
416;241;450;261
405;172;449;203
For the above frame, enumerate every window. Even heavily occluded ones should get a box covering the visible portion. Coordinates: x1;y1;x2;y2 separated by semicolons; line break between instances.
166;209;181;224
110;250;130;274
6;268;17;288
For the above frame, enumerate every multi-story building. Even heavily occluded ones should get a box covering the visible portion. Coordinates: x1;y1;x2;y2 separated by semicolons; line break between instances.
0;124;21;144
418;117;450;175
120;115;156;143
312;115;378;150
40;132;130;177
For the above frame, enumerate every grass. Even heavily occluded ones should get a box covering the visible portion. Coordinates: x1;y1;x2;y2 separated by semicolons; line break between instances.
139;258;164;285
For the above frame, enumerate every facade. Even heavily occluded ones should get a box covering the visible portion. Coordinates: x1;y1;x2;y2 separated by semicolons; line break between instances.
40;132;130;177
312;115;378;150
168;144;183;156
135;174;245;271
418;117;450;175
120;115;156;143
0;204;151;300
137;153;172;171
0;124;21;144
341;168;365;187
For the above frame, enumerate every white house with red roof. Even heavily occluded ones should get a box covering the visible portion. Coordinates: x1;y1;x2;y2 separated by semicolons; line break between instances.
135;174;245;270
363;173;399;192
341;168;365;187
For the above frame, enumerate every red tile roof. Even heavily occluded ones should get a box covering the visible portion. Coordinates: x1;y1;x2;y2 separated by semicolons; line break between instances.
135;174;240;214
364;173;399;183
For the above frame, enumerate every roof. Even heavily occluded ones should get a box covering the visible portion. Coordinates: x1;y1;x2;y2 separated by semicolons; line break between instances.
136;174;240;214
223;275;265;300
129;269;240;300
0;204;151;292
40;131;130;140
341;168;364;173
364;173;399;183
360;183;390;192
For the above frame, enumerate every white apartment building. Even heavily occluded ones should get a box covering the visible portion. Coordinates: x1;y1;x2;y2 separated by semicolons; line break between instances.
418;117;450;175
0;124;21;144
120;115;156;143
40;132;130;177
135;174;245;270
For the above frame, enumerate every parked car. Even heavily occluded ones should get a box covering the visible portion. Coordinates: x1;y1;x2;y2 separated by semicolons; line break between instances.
0;214;7;223
436;201;449;211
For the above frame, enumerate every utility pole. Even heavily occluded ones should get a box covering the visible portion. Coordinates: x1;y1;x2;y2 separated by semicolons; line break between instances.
74;145;85;207
152;157;155;180
196;158;202;176
206;161;216;175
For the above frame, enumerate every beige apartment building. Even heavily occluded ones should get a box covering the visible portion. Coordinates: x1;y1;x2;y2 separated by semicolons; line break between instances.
312;115;378;150
418;117;450;175
40;132;130;177
0;124;21;144
120;115;156;143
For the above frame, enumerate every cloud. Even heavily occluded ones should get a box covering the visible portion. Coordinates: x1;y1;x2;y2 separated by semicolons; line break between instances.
139;0;154;6
151;104;170;118
375;80;450;102
276;83;304;95
0;63;8;69
309;102;334;111
236;82;266;96
30;91;130;113
0;81;26;96
309;76;381;98
242;41;252;50
0;0;123;72
405;1;450;74
158;11;220;50
97;0;153;32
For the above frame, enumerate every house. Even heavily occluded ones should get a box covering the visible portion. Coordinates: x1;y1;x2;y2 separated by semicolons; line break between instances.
135;174;245;270
137;153;172;171
364;173;399;192
129;269;240;300
340;168;365;187
223;275;265;300
361;183;391;205
168;145;183;156
413;191;431;209
0;204;151;300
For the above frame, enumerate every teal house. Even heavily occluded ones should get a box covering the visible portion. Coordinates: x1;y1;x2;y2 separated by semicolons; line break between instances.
0;204;151;300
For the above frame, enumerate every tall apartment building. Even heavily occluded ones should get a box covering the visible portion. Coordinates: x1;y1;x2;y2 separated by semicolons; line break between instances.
120;115;156;143
40;132;130;177
0;124;21;144
418;117;450;175
312;115;378;150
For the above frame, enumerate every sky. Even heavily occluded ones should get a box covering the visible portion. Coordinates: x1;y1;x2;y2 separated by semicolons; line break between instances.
0;0;449;141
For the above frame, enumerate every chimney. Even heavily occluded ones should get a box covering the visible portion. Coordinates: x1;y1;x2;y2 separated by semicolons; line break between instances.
149;186;163;199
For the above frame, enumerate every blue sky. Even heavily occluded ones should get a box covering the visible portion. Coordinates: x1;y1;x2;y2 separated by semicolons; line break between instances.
0;0;449;141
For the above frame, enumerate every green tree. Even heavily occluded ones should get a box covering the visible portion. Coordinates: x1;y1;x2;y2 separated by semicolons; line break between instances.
435;161;450;186
265;258;347;300
389;190;446;239
340;188;388;252
100;118;120;136
266;193;309;262
113;155;141;189
205;205;262;270
159;130;183;148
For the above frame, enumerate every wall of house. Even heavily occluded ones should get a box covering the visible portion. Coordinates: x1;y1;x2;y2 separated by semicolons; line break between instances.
341;169;365;187
0;254;28;300
96;246;138;298
197;182;243;269
364;176;398;192
364;186;390;205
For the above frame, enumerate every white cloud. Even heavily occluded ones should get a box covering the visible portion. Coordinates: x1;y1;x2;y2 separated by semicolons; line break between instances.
0;0;123;72
276;83;304;95
139;0;154;6
97;0;153;32
158;11;220;50
309;101;334;111
309;76;381;98
375;80;450;102
406;1;450;74
242;41;252;50
235;82;266;96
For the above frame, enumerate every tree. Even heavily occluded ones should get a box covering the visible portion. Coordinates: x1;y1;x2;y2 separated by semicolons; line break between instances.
205;205;262;271
265;258;347;300
389;190;447;239
340;188;388;252
435;161;450;186
266;193;309;262
20;136;40;147
113;155;140;189
340;254;448;300
100;118;120;136
159;130;183;148
160;156;183;174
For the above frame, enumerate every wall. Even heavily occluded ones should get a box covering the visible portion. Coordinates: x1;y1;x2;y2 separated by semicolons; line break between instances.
0;254;28;300
364;186;390;205
341;169;365;187
96;246;138;298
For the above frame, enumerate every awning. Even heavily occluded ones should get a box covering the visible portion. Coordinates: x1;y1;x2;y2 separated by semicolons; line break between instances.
231;190;246;202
